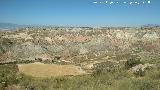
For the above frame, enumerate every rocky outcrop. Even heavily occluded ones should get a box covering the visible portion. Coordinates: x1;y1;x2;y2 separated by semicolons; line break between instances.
0;26;160;63
131;63;154;73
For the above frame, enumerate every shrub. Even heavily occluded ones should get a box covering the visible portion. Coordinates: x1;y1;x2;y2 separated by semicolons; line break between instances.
125;58;142;69
131;79;160;90
0;64;19;88
92;62;115;76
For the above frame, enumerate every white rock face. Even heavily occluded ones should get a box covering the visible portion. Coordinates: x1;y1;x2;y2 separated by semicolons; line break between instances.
116;31;135;40
79;47;88;54
44;37;52;43
131;63;154;72
3;33;33;40
142;32;159;40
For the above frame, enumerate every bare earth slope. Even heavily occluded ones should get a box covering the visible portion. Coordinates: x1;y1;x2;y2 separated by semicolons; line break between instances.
0;26;160;73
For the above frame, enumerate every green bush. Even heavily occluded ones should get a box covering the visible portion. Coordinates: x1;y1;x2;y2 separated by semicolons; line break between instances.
92;61;120;76
0;64;19;89
125;58;142;69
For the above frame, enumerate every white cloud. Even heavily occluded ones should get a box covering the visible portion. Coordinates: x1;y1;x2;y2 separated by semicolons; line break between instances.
148;1;151;4
93;2;97;3
110;1;113;4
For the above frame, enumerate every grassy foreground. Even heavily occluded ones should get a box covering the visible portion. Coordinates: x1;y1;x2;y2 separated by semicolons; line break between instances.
0;63;160;90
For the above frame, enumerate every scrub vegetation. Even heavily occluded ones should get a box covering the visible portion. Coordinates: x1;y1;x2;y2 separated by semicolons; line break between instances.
0;26;160;90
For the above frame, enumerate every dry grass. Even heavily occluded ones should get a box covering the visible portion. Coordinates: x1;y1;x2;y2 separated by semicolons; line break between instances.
18;62;86;77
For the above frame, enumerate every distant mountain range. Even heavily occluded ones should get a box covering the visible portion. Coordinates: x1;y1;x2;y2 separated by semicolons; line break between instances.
0;23;20;29
143;24;160;27
0;23;57;30
0;23;160;30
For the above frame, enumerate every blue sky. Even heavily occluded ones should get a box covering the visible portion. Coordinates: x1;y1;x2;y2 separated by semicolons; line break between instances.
0;0;160;26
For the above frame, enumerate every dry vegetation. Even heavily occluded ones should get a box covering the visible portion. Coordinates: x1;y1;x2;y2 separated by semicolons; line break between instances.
18;62;86;77
0;26;160;90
